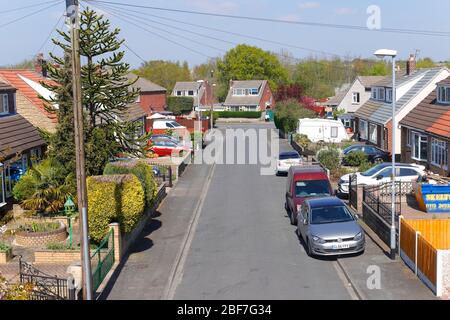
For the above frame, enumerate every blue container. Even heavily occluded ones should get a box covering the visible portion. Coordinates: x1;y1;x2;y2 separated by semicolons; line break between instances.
421;184;450;213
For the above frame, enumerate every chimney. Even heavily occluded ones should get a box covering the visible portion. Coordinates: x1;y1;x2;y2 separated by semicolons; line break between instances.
34;53;48;77
406;54;416;76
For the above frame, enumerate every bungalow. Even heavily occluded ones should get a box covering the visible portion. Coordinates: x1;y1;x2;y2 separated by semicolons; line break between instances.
325;76;385;130
354;55;450;158
0;81;46;209
400;76;450;176
127;73;167;115
172;80;213;111
223;80;274;112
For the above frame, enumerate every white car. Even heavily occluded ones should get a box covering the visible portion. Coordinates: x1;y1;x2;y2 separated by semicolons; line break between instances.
276;151;302;175
338;163;426;194
152;119;186;130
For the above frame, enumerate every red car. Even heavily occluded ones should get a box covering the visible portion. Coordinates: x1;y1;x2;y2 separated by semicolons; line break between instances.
150;138;191;157
285;165;333;225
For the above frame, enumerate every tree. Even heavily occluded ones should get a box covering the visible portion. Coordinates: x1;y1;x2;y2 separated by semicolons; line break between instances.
134;60;191;92
3;59;34;69
167;96;194;115
274;99;316;133
416;58;436;69
42;7;147;176
274;84;303;102
217;44;288;100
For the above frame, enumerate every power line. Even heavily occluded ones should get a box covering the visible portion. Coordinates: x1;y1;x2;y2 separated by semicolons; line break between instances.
122;42;146;64
0;1;62;30
0;0;61;15
86;0;450;38
37;13;65;55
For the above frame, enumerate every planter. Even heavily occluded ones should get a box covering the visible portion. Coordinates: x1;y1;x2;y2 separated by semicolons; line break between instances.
0;248;12;263
15;223;67;247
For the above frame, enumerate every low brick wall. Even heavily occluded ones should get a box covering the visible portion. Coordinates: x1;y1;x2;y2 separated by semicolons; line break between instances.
15;225;67;247
0;249;12;264
34;250;81;264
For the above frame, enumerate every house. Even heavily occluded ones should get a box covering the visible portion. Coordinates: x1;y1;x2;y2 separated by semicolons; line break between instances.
127;73;167;115
0;81;46;209
172;80;213;111
223;80;274;112
0;68;57;133
399;76;450;176
354;55;450;157
325;76;385;130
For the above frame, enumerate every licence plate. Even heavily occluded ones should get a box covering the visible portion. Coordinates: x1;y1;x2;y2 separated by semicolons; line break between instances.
332;243;350;250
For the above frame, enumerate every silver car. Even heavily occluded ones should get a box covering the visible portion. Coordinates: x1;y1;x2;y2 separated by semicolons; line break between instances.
297;197;365;257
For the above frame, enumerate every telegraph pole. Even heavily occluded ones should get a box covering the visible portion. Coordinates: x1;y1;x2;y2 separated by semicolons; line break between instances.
66;0;93;300
209;70;214;130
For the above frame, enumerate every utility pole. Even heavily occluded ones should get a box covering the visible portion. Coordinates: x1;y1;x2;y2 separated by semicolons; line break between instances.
66;0;93;300
209;70;214;130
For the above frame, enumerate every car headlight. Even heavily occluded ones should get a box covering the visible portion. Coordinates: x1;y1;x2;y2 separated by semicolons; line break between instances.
354;232;363;241
312;235;326;244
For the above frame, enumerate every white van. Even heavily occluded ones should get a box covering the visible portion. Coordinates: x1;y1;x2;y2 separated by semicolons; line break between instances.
297;118;348;143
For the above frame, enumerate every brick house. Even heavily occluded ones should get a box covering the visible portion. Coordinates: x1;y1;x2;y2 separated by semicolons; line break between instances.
354;56;450;158
172;81;213;111
0;69;57;133
399;76;450;176
127;73;167;115
0;81;46;209
223;80;274;111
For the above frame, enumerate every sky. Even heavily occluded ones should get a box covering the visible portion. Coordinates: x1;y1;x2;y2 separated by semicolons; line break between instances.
2;0;450;69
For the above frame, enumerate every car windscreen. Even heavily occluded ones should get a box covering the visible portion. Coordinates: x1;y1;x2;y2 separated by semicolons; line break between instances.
170;122;182;127
295;180;330;198
360;164;385;177
310;205;354;225
279;153;300;160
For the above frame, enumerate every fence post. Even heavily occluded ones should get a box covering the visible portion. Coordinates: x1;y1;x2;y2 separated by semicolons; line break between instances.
109;223;121;263
415;231;421;276
168;166;173;188
398;215;403;257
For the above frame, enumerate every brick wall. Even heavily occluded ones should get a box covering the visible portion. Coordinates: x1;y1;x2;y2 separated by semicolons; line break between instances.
15;91;56;132
259;83;274;111
34;250;81;264
139;92;167;115
0;249;12;263
15;226;67;247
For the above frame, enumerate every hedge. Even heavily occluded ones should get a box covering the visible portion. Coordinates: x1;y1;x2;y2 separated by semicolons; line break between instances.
103;161;158;207
167;96;194;115
87;174;145;242
214;111;262;119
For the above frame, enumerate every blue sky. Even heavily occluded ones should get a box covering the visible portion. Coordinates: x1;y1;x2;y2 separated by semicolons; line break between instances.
2;0;450;68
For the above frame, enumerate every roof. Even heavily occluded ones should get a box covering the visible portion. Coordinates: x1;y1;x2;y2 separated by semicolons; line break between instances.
224;80;268;106
355;68;446;124
127;74;166;92
325;90;347;106
0;114;46;159
117;103;147;122
307;197;344;208
0;69;57;123
173;81;202;91
357;76;386;88
400;85;450;139
290;165;326;174
372;69;430;88
0;81;16;91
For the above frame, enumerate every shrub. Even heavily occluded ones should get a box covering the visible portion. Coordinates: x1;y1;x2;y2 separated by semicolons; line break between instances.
167;96;194;115
344;151;368;167
317;147;341;172
18;222;60;233
214;111;262;119
293;134;311;150
0;242;11;252
118;175;145;233
46;243;73;251
358;161;374;173
104;161;158;207
87;176;119;243
274;99;317;133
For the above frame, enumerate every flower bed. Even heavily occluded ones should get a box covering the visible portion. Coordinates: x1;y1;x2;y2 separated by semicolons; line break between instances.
15;222;67;247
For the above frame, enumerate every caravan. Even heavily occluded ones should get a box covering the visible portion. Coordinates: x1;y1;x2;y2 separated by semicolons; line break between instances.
296;118;348;143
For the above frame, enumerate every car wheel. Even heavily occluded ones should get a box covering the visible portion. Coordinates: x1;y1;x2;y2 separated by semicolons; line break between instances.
305;239;313;257
290;210;297;225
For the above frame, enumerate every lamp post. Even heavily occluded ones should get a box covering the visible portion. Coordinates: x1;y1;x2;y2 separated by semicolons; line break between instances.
374;49;397;260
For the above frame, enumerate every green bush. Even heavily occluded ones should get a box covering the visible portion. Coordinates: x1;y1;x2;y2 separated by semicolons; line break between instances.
344;151;368;167
274;99;317;133
167;96;194;115
87;176;119;243
104;161;158;207
46;243;73;251
358;161;375;173
293;134;311;150
118;175;145;234
0;242;11;252
317;147;341;172
214;111;262;119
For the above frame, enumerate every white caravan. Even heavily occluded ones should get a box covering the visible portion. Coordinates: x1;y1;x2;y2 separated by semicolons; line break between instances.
296;118;348;143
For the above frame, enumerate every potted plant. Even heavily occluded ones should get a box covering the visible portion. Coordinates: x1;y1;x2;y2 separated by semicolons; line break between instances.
0;243;12;263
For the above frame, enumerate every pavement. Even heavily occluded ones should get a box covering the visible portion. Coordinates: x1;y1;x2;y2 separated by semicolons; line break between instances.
102;122;437;300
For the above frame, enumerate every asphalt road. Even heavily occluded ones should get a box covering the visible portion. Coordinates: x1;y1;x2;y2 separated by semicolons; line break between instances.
173;123;352;300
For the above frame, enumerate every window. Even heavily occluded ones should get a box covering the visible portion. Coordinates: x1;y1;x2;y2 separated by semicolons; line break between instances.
377;168;392;178
331;127;338;138
378;88;385;101
233;89;244;96
250;88;259;95
400;168;419;177
188;90;194;96
30;148;42;166
176;91;182;96
371;88;378;100
359;119;368;140
352;92;360;104
294;180;331;198
369;123;378;144
386;89;393;103
406;129;411;146
411;131;428;161
0;94;8;114
437;86;450;104
0;164;4;205
431;138;448;169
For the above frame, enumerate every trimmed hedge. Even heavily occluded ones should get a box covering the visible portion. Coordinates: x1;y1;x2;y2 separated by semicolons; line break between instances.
167;96;194;115
214;111;262;119
103;161;158;207
87;174;145;242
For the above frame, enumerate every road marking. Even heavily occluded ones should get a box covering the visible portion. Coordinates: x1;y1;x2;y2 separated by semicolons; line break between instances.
333;259;364;300
162;163;216;300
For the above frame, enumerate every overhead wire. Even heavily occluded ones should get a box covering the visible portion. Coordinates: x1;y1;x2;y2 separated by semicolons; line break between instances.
0;1;63;30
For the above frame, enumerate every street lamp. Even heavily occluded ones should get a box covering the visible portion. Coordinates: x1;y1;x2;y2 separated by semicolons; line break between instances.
374;49;397;260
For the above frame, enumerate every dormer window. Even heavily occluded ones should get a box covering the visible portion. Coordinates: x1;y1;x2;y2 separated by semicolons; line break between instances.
0;94;9;114
233;88;259;96
386;89;393;103
371;87;386;102
437;86;450;104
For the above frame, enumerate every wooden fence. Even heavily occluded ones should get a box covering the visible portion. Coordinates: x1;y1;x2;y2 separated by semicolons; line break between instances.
399;217;450;296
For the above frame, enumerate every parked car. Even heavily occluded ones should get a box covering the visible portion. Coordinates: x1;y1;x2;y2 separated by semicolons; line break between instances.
150;134;181;143
150;138;191;157
338;163;426;195
285;165;333;225
297;118;348;143
276;151;302;175
297;197;365;257
342;144;390;165
152;119;186;130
